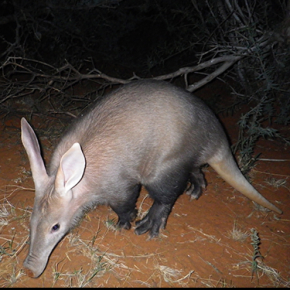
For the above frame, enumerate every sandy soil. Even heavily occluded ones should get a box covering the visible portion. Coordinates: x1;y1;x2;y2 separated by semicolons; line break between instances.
0;82;289;287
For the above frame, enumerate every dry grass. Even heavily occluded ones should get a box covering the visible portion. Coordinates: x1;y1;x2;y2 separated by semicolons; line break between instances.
227;222;249;242
0;182;289;287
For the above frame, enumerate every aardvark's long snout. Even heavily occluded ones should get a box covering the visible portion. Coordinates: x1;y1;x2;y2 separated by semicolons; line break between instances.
23;253;49;278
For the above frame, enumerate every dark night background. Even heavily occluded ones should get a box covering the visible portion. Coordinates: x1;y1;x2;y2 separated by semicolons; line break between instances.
0;0;290;165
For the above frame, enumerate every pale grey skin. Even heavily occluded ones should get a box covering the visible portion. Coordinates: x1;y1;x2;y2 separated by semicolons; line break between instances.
21;80;282;278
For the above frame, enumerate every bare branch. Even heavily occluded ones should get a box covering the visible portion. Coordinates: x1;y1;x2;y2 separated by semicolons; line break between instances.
153;55;243;91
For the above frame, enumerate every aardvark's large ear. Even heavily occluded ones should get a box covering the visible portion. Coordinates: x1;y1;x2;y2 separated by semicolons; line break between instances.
21;118;48;193
55;143;86;198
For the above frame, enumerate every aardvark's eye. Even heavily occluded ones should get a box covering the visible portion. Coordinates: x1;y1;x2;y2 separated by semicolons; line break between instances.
51;223;60;232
